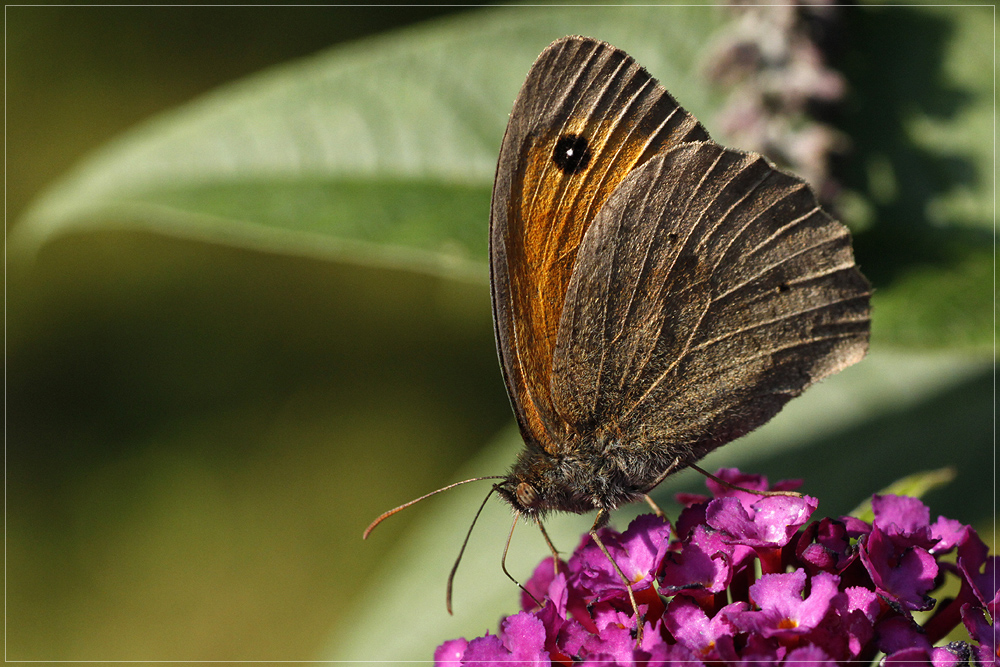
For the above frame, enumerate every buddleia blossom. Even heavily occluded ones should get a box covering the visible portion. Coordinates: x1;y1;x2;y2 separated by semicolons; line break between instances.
436;468;996;666
703;2;848;205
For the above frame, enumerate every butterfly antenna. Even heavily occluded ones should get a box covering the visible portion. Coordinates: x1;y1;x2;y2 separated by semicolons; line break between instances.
501;511;543;610
363;475;506;540
446;483;500;614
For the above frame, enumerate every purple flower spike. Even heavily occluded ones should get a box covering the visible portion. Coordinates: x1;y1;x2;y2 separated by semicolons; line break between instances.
577;606;636;662
502;612;549;664
658;524;753;597
929;516;966;554
723;632;782;665
590;599;638;634
729;570;839;639
676;469;802;517
459;634;506;665
645;641;703;664
796;518;858;574
706;494;818;548
804;584;881;660
567;515;669;602
784;645;836;666
860;519;939;611
706;468;803;498
435;468;994;665
443;613;550;667
876;614;933;655
662;595;742;660
616;514;673;588
566;529;628;603
674;499;709;541
521;558;568;611
434;638;468;667
872;494;932;536
962;601;999;667
840;586;880;654
956;526;1000;607
883;645;962;667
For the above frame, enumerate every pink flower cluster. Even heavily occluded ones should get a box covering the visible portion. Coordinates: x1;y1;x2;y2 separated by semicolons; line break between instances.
436;469;997;666
703;4;848;205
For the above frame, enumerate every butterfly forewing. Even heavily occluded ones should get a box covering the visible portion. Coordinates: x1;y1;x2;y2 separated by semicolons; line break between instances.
491;36;707;453
550;141;870;462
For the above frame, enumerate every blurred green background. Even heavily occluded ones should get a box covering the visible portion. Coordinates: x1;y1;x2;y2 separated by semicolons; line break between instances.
6;3;994;662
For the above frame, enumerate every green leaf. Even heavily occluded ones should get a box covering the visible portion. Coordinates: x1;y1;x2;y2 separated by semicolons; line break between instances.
12;5;730;279
13;4;992;349
841;3;994;351
870;247;993;351
849;466;959;523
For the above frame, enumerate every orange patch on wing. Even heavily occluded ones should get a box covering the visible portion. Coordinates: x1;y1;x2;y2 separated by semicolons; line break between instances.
506;117;671;449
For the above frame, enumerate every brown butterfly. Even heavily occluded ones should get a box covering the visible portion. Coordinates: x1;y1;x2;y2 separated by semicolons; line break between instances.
367;35;870;616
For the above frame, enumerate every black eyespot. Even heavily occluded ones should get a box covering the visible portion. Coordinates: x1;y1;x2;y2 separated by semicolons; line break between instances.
552;134;591;174
778;282;790;292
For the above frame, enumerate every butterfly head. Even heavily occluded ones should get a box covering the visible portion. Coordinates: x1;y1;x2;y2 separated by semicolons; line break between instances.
497;444;600;517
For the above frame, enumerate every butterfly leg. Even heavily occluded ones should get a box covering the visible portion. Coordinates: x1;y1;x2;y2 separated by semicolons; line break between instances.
589;509;644;643
537;520;561;575
643;494;665;518
689;463;802;498
643;456;685;495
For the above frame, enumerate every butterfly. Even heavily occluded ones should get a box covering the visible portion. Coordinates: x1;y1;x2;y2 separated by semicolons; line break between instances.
490;35;869;522
367;35;870;618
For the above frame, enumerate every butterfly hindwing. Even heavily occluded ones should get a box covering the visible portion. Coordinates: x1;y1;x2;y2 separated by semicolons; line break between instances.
550;141;870;461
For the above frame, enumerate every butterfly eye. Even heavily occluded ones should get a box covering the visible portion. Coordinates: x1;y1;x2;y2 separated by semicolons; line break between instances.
551;134;591;174
515;482;539;508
